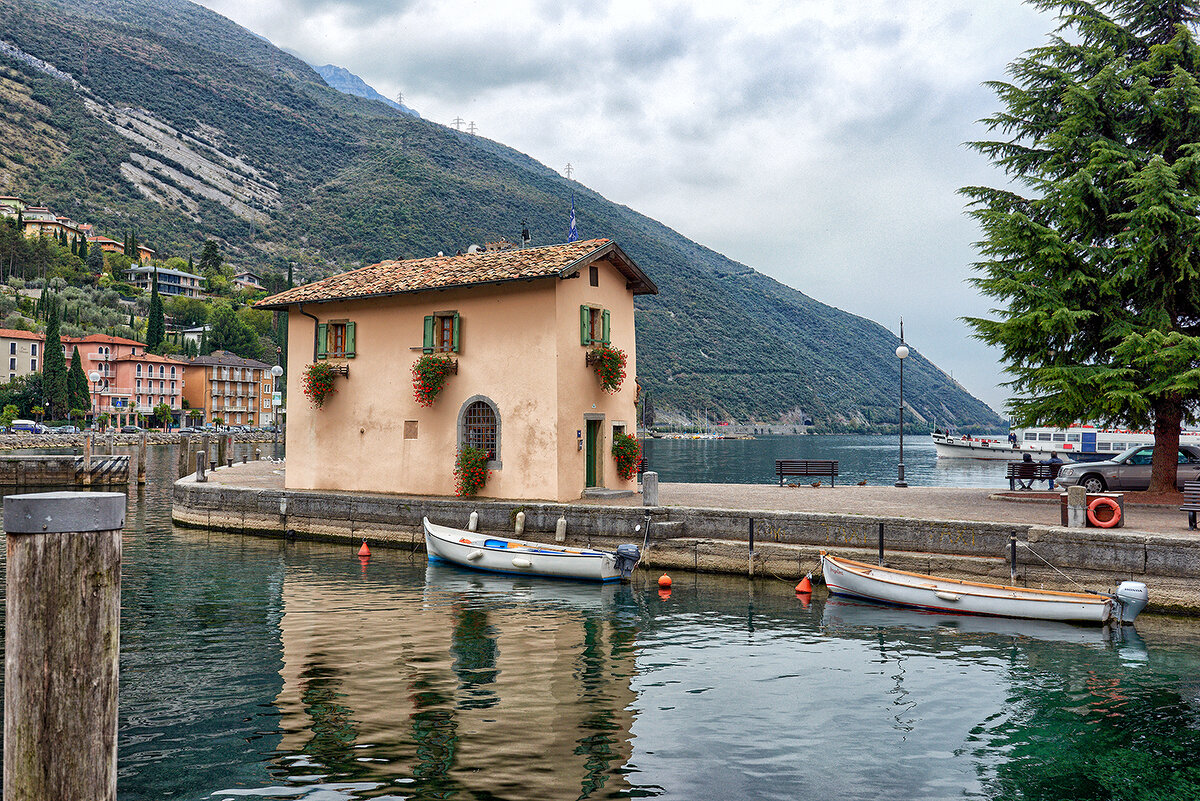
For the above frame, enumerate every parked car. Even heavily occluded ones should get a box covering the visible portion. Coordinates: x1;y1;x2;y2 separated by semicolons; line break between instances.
50;425;79;434
177;427;197;434
120;425;143;433
1054;445;1200;492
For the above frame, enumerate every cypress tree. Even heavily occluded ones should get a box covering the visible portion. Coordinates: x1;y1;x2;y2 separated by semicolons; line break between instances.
43;298;67;418
67;347;90;414
146;269;165;351
78;235;88;262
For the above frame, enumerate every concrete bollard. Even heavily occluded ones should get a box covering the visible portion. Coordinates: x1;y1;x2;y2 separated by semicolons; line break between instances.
196;451;207;483
642;471;659;506
555;515;567;543
514;510;525;537
137;432;147;485
1067;485;1087;528
4;491;125;801
255;448;261;461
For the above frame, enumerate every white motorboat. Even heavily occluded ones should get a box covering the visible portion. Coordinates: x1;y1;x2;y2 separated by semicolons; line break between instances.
820;552;1148;625
423;517;640;582
931;424;1200;461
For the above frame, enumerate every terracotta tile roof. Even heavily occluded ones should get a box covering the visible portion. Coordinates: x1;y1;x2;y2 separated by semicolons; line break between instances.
62;334;143;346
187;350;272;369
0;328;44;341
256;238;657;309
112;353;187;364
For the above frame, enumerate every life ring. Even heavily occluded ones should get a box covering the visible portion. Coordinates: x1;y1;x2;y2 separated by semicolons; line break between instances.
1087;497;1122;528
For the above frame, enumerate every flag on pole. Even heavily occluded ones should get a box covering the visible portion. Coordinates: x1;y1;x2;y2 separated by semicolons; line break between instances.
568;193;578;242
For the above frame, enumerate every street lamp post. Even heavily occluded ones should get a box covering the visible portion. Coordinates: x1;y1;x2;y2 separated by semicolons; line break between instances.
271;364;283;458
895;323;909;488
88;371;101;430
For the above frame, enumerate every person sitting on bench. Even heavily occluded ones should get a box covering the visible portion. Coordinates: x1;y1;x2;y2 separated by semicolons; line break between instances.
1043;452;1063;490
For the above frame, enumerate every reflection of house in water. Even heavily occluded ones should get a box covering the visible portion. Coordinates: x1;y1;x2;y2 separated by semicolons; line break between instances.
273;570;639;798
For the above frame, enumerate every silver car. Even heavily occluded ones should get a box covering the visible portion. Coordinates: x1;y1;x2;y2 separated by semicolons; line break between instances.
1054;445;1200;492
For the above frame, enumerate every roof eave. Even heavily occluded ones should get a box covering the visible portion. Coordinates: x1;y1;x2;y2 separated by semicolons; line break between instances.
555;241;658;295
255;272;562;310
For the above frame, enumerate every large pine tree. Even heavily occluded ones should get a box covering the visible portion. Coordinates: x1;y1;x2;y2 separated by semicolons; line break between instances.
42;298;68;418
964;0;1200;491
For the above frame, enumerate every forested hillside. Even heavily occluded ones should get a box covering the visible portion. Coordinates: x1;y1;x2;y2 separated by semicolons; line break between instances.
0;0;1004;431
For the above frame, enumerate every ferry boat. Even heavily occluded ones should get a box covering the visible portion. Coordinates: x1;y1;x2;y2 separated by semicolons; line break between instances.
931;425;1200;462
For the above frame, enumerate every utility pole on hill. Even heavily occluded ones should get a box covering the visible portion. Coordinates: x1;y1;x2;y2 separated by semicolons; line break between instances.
452;116;465;131
564;163;574;180
467;121;477;135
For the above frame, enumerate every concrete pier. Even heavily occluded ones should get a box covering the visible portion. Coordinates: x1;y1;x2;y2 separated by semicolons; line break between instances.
173;461;1200;614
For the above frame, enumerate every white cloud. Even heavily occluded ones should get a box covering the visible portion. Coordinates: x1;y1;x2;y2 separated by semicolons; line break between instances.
197;0;1058;412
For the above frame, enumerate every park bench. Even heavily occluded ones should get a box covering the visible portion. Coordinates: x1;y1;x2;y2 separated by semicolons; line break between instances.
1005;461;1061;491
1181;480;1200;529
775;459;838;486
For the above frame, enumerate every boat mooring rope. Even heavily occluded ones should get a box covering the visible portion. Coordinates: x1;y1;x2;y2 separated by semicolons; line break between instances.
1017;542;1095;593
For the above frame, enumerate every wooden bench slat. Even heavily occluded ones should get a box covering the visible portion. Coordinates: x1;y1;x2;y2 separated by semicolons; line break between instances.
775;459;839;487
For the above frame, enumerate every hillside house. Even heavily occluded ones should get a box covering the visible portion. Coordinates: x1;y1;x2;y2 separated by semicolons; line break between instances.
126;264;203;297
0;329;43;382
63;334;185;426
256;238;657;502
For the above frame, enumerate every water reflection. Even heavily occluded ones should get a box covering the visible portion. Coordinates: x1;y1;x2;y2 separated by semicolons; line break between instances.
269;562;640;800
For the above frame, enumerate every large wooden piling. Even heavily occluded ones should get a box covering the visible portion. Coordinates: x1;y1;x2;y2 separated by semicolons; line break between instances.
137;432;147;484
179;434;191;478
4;491;125;801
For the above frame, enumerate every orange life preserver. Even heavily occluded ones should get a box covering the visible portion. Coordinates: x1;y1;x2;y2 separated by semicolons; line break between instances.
1087;496;1122;528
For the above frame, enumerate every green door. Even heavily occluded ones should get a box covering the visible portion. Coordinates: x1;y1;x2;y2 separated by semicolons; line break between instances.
586;420;601;487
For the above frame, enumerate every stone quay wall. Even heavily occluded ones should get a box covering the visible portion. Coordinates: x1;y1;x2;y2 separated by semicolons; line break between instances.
0;432;279;451
172;474;1200;615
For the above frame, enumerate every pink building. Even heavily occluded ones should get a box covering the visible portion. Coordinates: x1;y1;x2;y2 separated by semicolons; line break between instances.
61;335;185;426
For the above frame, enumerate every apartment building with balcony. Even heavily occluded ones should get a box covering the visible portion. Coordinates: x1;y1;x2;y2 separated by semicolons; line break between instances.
62;334;185;426
126;265;203;297
183;350;274;427
0;329;44;382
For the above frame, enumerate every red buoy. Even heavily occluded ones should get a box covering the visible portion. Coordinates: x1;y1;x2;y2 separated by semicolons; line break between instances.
658;574;672;588
796;573;813;594
357;541;371;557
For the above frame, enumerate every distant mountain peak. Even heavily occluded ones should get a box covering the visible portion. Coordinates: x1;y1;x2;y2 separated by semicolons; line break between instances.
313;64;419;118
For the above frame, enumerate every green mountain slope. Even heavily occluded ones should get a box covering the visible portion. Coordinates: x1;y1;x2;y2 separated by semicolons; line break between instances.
0;0;1004;432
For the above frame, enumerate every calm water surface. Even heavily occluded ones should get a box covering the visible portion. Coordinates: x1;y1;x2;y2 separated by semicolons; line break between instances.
642;434;1007;487
2;441;1200;800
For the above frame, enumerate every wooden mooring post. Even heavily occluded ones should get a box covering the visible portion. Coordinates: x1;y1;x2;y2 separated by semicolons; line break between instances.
4;491;125;801
82;432;93;487
137;432;147;485
178;434;191;478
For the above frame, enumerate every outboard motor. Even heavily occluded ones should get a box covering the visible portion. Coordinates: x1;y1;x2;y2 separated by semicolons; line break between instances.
614;544;641;580
1114;581;1149;625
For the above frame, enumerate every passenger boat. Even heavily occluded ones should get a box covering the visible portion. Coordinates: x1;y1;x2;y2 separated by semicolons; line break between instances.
819;552;1148;625
932;424;1200;461
423;517;641;582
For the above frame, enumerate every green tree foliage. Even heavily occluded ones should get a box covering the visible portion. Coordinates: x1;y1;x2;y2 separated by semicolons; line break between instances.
165;295;209;327
236;306;271;337
42;299;68;417
964;0;1200;490
153;401;171;428
0;404;19;429
67;346;90;413
86;241;104;272
145;270;165;351
209;303;262;359
198;240;221;274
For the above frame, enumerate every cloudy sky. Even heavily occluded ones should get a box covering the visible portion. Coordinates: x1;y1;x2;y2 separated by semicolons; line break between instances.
197;0;1060;413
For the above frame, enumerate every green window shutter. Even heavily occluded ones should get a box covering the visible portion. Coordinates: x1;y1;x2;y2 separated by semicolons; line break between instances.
580;305;590;345
451;312;460;353
344;322;356;358
601;310;611;344
423;315;435;354
316;323;328;359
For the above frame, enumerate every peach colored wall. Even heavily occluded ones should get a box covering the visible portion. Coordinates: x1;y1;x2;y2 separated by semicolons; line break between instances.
554;257;639;496
284;261;641;501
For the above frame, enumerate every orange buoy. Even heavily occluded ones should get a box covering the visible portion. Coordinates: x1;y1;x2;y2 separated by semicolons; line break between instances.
1087;496;1122;528
796;573;813;594
357;540;371;557
658;573;672;588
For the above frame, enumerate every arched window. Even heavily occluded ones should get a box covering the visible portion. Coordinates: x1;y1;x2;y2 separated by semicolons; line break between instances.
458;396;501;467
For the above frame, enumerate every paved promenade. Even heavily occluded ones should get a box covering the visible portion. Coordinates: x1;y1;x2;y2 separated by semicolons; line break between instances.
202;460;1191;535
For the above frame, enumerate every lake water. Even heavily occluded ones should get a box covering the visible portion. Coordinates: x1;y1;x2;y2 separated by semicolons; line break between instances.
4;442;1200;800
643;433;1006;487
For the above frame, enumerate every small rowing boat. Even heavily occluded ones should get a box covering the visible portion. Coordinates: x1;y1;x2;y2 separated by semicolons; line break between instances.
423;517;641;582
820;552;1148;625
